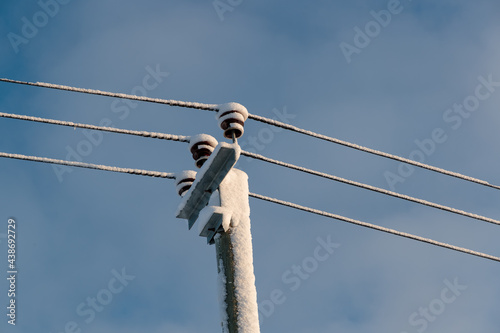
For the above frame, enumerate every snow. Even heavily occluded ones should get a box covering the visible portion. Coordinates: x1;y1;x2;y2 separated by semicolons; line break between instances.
175;170;197;183
219;169;250;228
218;111;246;124
191;142;241;186
0;112;190;142
173;142;260;331
216;103;249;138
217;102;249;120
217;169;260;332
239;151;500;226
247;113;500;190
0;152;176;179
217;258;229;333
174;170;197;196
197;166;252;237
175;142;241;218
0;78;219;110
26;79;219;110
196;144;215;151
248;192;500;263
197;205;231;237
188;133;218;152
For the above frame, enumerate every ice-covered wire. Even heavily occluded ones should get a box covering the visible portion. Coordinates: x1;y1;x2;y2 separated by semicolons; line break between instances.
2;148;498;263
2;77;498;190
0;78;218;111
0;152;175;179
249;192;500;263
241;150;500;226
0;111;191;142
247;114;500;191
4;110;497;226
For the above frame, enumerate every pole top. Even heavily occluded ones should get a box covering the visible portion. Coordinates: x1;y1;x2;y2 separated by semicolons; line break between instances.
176;142;240;229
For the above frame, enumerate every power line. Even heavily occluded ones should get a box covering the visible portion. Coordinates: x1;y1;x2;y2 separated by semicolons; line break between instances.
1;149;498;264
247;114;500;191
249;192;500;264
2;77;498;190
3;110;497;226
0;111;190;142
241;150;500;226
0;152;175;179
0;78;218;111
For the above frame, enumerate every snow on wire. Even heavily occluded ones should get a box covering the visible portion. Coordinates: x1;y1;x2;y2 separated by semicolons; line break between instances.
0;152;175;179
241;150;500;226
1;150;499;264
0;112;190;142
3;110;499;227
0;78;218;111
247;114;500;191
1;76;498;191
248;192;500;264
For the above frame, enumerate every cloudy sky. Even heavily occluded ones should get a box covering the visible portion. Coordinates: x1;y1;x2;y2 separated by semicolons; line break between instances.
1;0;500;332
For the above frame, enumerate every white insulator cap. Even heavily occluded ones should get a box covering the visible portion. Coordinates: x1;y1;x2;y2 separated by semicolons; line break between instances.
188;134;218;168
175;170;197;197
216;102;249;139
188;134;219;153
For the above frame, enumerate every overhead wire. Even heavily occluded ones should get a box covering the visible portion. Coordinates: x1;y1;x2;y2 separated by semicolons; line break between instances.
241;150;500;226
1;150;499;264
0;111;190;142
0;152;175;179
1;76;498;190
247;114;500;191
0;78;218;111
2;110;498;226
249;192;500;264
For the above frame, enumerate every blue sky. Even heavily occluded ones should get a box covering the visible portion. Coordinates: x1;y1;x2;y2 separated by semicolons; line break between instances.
1;0;500;332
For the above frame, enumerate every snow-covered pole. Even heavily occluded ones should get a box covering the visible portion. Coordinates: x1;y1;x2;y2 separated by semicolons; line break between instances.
212;103;259;332
216;219;239;332
213;168;259;333
176;103;259;332
217;119;240;332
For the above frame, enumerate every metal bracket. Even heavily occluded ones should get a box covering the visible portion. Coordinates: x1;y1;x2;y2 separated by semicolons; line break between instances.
176;142;240;230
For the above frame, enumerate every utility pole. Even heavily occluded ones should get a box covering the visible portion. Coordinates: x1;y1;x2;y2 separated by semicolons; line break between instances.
216;230;238;332
175;104;260;332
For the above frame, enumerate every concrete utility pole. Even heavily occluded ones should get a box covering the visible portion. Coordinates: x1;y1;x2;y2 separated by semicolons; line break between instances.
216;230;239;332
175;103;259;332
